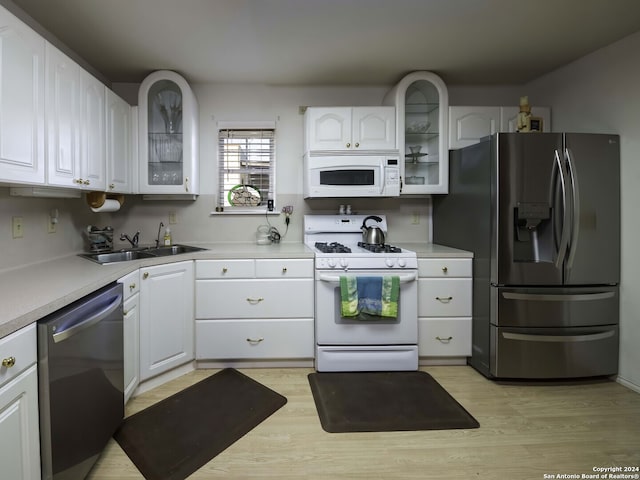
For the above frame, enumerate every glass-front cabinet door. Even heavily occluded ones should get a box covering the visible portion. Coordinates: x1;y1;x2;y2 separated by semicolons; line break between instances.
138;70;198;194
384;71;449;194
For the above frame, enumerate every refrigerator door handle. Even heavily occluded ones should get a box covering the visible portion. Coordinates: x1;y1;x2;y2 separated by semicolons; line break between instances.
502;330;615;343
553;149;570;268
502;291;616;302
565;148;580;269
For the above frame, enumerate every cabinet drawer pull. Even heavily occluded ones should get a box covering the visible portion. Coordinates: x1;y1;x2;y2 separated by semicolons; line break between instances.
2;356;16;368
143;272;149;279
222;267;228;274
436;336;453;344
435;296;453;303
355;142;360;148
246;337;264;345
246;297;264;304
442;266;448;273
129;283;136;290
282;267;287;273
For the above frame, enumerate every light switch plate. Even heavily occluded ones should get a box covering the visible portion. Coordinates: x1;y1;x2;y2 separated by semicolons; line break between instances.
12;217;24;238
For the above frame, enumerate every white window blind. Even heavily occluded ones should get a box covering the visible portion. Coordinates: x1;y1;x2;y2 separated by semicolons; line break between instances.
218;128;275;209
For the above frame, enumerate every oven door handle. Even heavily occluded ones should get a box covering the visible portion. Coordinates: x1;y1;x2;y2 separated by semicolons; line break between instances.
318;272;417;283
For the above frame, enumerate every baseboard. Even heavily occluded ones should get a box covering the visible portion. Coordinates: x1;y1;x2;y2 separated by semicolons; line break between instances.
196;359;314;369
616;375;640;393
420;357;468;366
134;362;196;397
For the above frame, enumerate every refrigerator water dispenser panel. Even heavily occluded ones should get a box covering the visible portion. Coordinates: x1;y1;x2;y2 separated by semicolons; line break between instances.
514;202;551;263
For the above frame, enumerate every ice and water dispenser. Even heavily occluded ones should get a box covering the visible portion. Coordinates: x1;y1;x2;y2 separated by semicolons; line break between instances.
514;202;552;262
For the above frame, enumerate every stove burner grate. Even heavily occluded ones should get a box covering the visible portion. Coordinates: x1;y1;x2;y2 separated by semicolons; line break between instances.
315;242;352;254
358;242;403;253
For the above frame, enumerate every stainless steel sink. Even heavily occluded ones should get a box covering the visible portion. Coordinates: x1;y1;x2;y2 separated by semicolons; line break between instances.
79;244;207;264
79;250;157;264
145;245;207;256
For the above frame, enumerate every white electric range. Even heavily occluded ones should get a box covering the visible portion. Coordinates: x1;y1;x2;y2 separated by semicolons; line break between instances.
304;214;419;372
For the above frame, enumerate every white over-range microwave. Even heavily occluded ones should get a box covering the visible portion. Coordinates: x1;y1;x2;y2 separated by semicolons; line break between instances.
303;154;401;198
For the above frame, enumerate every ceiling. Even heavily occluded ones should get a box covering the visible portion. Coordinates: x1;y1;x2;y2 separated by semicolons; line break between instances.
8;0;640;86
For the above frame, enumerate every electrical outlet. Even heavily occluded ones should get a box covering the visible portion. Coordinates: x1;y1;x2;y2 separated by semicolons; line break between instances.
411;212;420;225
169;212;177;224
47;215;57;234
12;217;24;238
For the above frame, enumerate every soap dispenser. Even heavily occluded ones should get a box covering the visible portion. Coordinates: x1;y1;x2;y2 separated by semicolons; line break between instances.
163;227;172;246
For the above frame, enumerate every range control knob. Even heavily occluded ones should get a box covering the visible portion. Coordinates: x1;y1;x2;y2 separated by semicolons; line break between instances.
385;258;396;268
398;258;407;268
339;258;349;269
327;258;337;268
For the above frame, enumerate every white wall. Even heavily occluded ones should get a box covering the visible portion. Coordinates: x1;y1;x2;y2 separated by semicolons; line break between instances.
527;31;640;391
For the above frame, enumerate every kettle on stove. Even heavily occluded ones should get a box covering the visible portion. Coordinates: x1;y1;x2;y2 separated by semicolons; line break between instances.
361;215;385;245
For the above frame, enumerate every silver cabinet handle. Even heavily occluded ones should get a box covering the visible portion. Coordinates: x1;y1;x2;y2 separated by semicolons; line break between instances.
502;291;615;302
435;336;453;343
129;283;136;290
2;356;16;368
246;297;264;304
282;267;287;273
143;272;149;279
435;296;453;303
502;330;615;343
246;337;264;345
442;266;448;273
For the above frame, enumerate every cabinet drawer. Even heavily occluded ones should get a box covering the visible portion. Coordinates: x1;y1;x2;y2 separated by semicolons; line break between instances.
118;269;140;301
196;279;314;318
255;259;313;278
418;318;472;356
418;258;471;277
0;324;36;388
196;259;255;279
418;278;472;317
196;318;314;359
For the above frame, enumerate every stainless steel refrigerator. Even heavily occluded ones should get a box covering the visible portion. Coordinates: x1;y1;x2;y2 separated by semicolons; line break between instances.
433;133;620;379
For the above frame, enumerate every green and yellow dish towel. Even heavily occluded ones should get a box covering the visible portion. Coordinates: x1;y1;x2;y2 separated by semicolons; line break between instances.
340;276;400;319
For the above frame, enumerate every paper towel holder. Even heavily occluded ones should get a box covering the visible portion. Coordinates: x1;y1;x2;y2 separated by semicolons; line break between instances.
86;191;125;212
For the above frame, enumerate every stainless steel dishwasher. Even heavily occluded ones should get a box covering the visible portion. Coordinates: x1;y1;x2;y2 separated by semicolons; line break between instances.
38;282;124;480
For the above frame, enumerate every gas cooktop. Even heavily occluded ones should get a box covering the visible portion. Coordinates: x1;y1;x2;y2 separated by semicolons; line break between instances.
304;214;417;270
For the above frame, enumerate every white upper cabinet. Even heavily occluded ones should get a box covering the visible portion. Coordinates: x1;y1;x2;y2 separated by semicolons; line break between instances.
448;106;500;150
304;106;396;153
449;105;552;149
383;71;449;195
106;89;132;193
138;70;199;195
79;70;106;190
0;6;45;185
45;42;81;187
46;42;106;190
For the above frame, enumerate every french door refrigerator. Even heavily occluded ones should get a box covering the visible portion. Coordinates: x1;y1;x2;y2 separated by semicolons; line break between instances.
434;133;620;379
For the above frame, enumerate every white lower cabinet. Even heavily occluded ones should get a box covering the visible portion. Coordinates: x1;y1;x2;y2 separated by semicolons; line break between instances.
118;270;140;403
418;258;472;360
0;324;41;480
139;261;194;381
195;259;314;360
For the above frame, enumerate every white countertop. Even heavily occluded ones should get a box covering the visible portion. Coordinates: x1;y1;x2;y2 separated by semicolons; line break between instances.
0;241;471;338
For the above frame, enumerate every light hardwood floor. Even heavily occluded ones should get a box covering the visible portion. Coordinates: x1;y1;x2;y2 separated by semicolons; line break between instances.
87;366;640;480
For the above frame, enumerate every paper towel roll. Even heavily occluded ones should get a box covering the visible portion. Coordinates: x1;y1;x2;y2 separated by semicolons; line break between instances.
91;199;121;213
